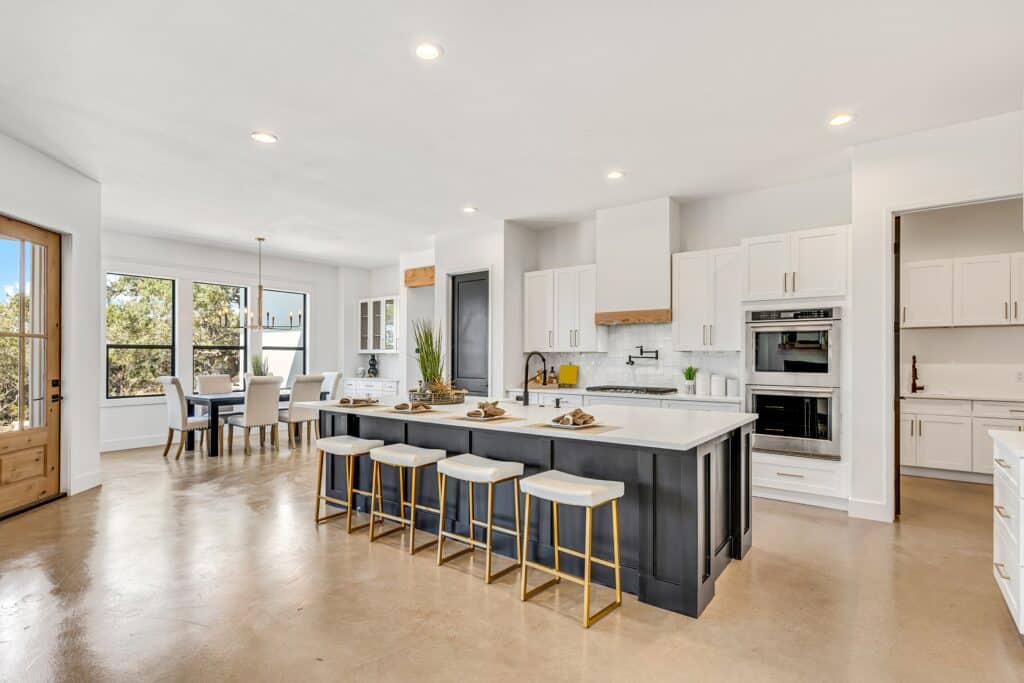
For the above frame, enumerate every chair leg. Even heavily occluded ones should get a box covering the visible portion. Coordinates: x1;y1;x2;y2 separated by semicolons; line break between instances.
288;423;295;449
520;493;532;600
313;421;320;440
162;428;173;457
259;426;266;447
244;427;251;455
175;430;186;460
219;425;225;455
271;424;279;448
306;421;312;444
368;461;380;541
227;424;234;454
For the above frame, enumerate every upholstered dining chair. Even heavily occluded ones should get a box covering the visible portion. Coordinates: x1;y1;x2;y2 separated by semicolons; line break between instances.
158;376;221;459
321;371;343;400
195;373;242;417
226;375;284;454
280;374;325;448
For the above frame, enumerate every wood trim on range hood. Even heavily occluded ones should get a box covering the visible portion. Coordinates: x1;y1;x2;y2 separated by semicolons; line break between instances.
595;308;672;325
403;265;435;288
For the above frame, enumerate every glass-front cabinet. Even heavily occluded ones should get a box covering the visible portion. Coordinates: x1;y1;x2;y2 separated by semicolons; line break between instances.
358;296;398;353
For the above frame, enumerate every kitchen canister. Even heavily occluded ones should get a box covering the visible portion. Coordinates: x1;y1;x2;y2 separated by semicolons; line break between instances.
695;373;711;396
710;374;726;397
726;378;739;397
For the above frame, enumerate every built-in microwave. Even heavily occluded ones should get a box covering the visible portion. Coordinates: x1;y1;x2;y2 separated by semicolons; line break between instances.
745;307;840;389
746;385;840;460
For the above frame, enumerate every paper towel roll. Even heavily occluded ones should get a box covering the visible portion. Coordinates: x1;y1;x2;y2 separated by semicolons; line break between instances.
710;374;726;397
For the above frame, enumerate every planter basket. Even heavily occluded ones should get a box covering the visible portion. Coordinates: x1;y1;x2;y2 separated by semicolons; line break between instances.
408;390;466;405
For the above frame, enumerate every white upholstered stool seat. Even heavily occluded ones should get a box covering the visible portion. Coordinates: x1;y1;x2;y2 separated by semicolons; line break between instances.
437;453;524;483
316;435;384;456
370;443;446;468
519;470;624;508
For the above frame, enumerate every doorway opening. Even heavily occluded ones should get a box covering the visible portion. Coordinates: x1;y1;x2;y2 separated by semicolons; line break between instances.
450;270;489;396
0;215;62;519
893;196;1024;516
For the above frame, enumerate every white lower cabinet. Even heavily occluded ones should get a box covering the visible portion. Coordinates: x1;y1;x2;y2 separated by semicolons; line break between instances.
751;452;845;506
973;418;1024;474
659;399;740;413
991;432;1023;635
341;378;399;399
583;395;661;408
901;411;971;471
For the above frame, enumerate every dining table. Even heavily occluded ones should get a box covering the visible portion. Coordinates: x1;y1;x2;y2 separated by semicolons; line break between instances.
184;390;328;457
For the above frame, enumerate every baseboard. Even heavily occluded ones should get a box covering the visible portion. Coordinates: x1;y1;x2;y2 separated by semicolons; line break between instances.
847;497;893;523
901;466;993;485
69;470;102;495
753;486;849;512
101;433;168;453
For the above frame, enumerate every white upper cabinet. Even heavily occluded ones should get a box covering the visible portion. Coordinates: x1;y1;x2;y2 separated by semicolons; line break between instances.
358;296;399;353
672;247;741;351
902;260;953;327
524;265;604;353
523;270;554;351
742;225;848;301
1010;253;1024;325
743;234;789;301
954;254;1011;326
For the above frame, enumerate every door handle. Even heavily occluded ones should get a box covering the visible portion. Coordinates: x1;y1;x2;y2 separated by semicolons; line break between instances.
776;471;805;479
994;458;1011;469
994;504;1011;519
1005;301;1009;320
902;306;907;324
783;272;788;293
548;330;553;348
50;394;63;403
1015;301;1019;320
792;271;796;292
701;324;706;346
909;419;914;437
708;324;713;347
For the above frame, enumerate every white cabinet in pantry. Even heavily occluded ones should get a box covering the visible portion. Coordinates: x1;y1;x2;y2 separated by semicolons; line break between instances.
742;225;848;302
954;254;1011;326
358;296;399;353
902;251;1024;328
672;247;742;351
901;260;953;327
523;265;604;353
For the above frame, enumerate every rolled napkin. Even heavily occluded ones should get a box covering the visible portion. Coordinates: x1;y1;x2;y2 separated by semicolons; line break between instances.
339;397;378;406
467;400;505;418
396;402;431;412
552;408;595;426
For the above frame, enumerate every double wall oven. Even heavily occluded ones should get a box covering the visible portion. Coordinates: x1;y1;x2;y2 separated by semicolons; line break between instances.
745;307;841;460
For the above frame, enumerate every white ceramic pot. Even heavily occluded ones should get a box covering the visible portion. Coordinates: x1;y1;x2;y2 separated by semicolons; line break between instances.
695;374;711;396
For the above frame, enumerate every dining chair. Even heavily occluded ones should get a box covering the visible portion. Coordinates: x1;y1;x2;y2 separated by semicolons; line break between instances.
321;371;343;400
280;374;325;448
195;374;242;417
226;375;284;454
158;376;221;459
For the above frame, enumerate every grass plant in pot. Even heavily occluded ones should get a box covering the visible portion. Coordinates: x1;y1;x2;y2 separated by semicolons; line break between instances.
409;319;464;405
683;366;698;395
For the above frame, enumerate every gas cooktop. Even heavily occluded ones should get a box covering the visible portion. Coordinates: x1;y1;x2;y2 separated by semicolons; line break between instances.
585;385;679;395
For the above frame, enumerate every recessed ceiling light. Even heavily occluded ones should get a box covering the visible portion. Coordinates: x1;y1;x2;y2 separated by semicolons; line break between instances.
828;113;854;127
606;169;625;180
462;206;478;214
250;131;278;144
415;42;443;61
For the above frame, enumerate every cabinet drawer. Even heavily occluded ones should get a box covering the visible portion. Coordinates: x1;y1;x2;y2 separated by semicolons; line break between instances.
974;401;1024;419
0;447;45;485
901;398;972;416
752;454;842;497
994;520;1021;632
994;469;1021;548
993;440;1021;492
380;381;399;395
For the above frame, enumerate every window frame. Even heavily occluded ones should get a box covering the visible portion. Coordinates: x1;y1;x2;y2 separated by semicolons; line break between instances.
104;272;176;400
191;280;248;391
261;289;308;385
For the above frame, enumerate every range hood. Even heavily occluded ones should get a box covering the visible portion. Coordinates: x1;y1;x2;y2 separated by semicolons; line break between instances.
595;197;680;325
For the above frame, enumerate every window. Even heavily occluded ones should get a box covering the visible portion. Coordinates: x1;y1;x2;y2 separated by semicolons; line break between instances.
193;282;247;390
261;289;306;387
105;273;175;398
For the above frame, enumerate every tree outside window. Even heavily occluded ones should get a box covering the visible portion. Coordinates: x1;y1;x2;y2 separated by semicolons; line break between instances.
105;274;175;398
192;282;247;390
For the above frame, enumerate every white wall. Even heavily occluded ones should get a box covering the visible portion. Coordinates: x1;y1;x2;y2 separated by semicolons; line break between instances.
100;231;364;451
534;220;595;270
677;173;852;250
398;248;434;392
433;224;505;395
0;132;103;495
849;110;1024;522
503;222;540;389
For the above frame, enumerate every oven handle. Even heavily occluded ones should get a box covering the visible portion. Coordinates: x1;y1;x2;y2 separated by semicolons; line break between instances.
746;322;835;332
747;386;837;397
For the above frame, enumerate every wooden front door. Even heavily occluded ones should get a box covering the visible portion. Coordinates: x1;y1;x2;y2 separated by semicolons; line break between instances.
0;215;61;518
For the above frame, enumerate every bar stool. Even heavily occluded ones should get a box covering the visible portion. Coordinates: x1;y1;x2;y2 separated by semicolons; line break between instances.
314;435;384;531
368;443;446;554
519;469;624;628
436;453;523;583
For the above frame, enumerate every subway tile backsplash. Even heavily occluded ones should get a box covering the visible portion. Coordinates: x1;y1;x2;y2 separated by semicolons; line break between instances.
530;323;740;389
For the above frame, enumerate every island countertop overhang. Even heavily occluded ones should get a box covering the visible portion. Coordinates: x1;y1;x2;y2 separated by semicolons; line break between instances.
299;399;757;452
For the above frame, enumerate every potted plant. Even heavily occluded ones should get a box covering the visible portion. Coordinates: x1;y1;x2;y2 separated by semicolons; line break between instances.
409;319;464;405
683;366;698;394
250;355;269;376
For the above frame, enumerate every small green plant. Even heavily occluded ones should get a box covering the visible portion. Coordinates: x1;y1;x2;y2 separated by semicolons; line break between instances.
683;366;698;381
250;355;269;376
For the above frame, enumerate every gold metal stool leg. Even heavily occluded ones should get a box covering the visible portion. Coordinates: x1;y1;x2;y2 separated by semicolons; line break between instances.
315;449;350;525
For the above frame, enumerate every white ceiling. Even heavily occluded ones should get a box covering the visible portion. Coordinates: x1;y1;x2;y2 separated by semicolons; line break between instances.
1;1;1022;267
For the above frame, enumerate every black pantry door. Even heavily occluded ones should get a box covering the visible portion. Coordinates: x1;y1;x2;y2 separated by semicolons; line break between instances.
451;271;489;395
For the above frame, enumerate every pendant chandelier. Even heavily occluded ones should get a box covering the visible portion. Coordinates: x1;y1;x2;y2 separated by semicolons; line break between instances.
227;237;302;331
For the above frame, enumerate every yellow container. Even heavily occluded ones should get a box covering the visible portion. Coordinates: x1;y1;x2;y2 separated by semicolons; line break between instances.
557;364;579;387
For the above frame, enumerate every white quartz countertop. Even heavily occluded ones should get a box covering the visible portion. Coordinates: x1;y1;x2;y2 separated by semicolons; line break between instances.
990;429;1024;456
509;386;742;404
900;391;1024;402
300;399;757;452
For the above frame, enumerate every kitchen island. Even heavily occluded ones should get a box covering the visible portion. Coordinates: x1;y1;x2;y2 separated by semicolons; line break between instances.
305;399;757;618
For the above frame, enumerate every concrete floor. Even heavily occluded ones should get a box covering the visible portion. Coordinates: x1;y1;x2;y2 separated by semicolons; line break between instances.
2;442;1023;682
